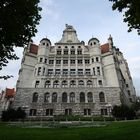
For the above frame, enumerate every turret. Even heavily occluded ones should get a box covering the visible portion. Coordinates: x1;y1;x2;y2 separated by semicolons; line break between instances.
88;37;101;55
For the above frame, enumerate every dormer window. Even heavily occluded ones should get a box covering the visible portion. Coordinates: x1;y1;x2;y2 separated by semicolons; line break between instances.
46;43;49;46
94;42;96;45
90;43;92;46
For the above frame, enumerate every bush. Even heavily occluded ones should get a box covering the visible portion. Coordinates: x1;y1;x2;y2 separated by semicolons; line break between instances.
1;107;26;122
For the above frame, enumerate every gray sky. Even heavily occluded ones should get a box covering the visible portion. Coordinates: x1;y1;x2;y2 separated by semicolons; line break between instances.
0;0;140;95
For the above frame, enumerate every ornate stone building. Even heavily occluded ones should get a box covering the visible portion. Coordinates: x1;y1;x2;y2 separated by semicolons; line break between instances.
13;24;136;117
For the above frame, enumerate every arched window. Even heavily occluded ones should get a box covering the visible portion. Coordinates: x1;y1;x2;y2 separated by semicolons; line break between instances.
70;80;76;87
87;92;93;102
44;93;50;102
32;92;38;102
62;92;67;102
99;92;105;102
70;92;75;103
78;80;84;87
62;80;68;87
87;80;92;87
52;92;57;102
45;80;51;88
80;92;85;103
53;80;59;87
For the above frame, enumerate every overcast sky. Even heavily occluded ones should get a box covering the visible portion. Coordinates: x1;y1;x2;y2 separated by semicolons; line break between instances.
0;0;140;95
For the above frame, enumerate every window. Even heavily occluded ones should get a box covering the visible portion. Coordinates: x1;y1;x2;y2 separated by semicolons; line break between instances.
63;60;68;64
45;58;47;63
44;93;50;102
52;93;57;102
85;69;91;75
70;69;76;75
43;67;45;75
40;58;43;62
63;69;68;75
64;50;68;55
35;81;40;88
126;84;129;88
57;50;61;55
56;60;61;64
71;46;74;48
97;67;100;75
29;109;37;116
55;69;61;75
32;92;38;102
93;68;96;75
42;42;45;45
49;60;54;64
96;57;99;62
78;80;84;86
78;69;83;75
98;80;102;85
45;81;51;87
101;109;108;115
92;58;94;63
99;92;105;102
87;92;93;102
70;92;75;103
62;92;67;102
62;80;68;87
78;46;81;48
77;50;82;55
70;80;76;87
87;80;92;87
80;92;85;103
71;50;75;55
85;59;90;64
94;42;96;45
70;60;75;64
65;46;68;48
58;46;61;48
53;80;59;87
46;109;53;116
65;109;72;115
84;109;91;116
48;69;53;75
78;59;82;64
128;90;131;96
129;98;133;102
37;67;41;75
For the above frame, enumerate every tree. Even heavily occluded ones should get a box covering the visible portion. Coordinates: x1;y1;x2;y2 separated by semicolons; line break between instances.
0;0;42;79
109;0;140;35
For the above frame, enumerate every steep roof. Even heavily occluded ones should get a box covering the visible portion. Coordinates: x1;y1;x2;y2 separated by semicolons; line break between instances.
5;88;15;97
29;43;38;55
100;43;110;54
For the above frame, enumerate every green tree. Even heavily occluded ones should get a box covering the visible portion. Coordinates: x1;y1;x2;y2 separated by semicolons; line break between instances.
0;0;42;79
109;0;140;35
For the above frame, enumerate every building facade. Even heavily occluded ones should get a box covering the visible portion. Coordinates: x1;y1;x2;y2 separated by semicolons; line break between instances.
13;24;136;117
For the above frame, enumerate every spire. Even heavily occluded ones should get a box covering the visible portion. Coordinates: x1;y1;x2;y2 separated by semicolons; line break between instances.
108;34;113;46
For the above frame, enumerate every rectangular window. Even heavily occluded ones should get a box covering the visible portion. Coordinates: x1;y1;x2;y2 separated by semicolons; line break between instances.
97;67;100;75
78;69;83;75
84;109;91;116
65;109;72;115
56;60;61;64
37;67;41;75
70;59;75;64
63;60;68;64
78;59;82;64
43;67;45;75
70;69;76;75
55;69;61;75
71;50;75;55
93;68;96;75
63;69;68;75
29;109;37;116
101;109;108;115
85;69;91;75
77;50;82;55
57;50;61;55
64;50;68;55
98;80;102;85
49;60;54;64
92;58;94;63
85;59;90;64
48;69;53;75
46;109;53;116
45;58;47;63
40;58;43;62
96;57;99;62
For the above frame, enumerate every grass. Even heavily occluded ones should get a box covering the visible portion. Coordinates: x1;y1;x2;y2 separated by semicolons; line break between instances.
0;120;140;140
